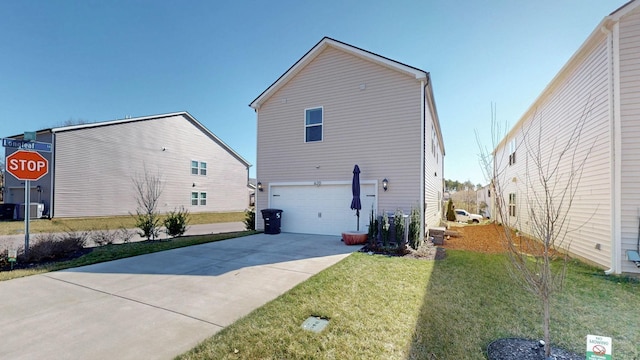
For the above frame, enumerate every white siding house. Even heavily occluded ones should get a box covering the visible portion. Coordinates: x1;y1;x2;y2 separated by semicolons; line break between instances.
476;185;491;219
250;37;445;238
3;112;251;218
493;1;640;274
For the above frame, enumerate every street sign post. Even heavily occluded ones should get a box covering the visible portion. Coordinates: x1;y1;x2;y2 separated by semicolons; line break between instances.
5;150;50;256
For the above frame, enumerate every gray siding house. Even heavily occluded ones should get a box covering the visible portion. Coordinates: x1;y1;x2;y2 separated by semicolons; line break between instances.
250;37;445;238
493;0;640;274
3;112;251;218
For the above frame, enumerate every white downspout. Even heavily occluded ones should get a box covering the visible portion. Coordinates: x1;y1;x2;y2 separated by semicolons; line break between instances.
50;132;55;218
611;21;622;275
420;79;426;241
604;22;621;275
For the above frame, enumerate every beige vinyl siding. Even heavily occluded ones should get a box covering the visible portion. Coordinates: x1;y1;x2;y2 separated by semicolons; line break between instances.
53;115;248;217
494;36;612;269
256;46;423;228
424;100;444;228
619;9;640;273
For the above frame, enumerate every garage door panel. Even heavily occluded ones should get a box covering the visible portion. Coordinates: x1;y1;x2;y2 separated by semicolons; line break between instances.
270;184;375;236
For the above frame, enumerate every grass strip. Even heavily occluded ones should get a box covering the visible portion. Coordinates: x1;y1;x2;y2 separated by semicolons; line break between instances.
0;211;246;236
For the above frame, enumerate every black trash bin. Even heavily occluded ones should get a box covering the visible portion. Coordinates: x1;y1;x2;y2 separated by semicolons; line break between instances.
261;209;283;234
0;204;16;221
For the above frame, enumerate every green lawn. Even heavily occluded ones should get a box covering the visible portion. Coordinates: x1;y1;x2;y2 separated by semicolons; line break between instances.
0;211;245;236
177;251;640;359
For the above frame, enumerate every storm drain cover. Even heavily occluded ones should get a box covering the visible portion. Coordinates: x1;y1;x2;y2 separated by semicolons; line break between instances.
301;316;329;333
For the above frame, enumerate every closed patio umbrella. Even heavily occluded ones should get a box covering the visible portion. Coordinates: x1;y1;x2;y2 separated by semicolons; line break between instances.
350;165;362;231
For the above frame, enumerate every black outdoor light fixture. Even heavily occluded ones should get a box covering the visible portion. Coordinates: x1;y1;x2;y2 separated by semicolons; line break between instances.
257;182;263;192
382;178;389;191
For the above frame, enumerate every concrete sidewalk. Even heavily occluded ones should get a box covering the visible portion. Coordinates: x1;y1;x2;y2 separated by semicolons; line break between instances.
0;222;246;250
0;232;358;360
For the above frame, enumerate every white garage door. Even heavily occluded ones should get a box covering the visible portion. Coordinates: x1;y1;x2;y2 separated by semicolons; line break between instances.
270;183;376;236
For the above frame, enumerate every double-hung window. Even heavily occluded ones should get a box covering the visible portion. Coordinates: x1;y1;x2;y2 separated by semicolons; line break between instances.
305;107;323;142
508;138;517;166
508;193;516;217
191;161;207;175
191;192;207;206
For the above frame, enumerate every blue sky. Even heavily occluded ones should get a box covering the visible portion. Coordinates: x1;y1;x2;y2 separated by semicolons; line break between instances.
0;0;629;184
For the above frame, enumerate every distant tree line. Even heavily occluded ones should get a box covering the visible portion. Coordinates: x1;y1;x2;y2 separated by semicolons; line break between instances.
444;179;483;192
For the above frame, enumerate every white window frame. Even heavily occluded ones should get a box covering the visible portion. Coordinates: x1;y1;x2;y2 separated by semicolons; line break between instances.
508;193;516;217
191;160;207;176
304;107;323;143
508;138;517;166
191;191;207;206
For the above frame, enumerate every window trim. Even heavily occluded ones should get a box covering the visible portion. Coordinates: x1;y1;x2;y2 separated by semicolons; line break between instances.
191;160;207;176
508;193;516;217
191;191;207;206
304;106;323;143
508;138;517;166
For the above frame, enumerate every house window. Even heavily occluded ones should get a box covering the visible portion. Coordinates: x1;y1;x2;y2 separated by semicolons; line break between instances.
508;138;517;166
508;193;516;217
191;161;207;175
191;192;207;206
305;107;323;142
431;125;436;156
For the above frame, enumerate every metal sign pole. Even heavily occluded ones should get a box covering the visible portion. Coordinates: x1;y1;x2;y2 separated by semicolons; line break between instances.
24;179;30;256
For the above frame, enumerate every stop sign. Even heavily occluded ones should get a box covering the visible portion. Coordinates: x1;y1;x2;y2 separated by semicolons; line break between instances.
6;150;49;181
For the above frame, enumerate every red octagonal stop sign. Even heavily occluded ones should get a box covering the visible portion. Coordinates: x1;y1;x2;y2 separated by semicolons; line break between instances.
6;150;49;181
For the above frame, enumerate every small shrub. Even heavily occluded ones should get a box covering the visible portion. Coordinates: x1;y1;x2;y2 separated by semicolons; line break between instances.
408;206;422;250
381;212;390;247
117;226;135;243
21;232;88;263
164;206;190;238
92;229;115;246
394;209;405;246
367;207;378;247
133;211;161;240
244;208;256;231
0;249;9;269
446;199;456;221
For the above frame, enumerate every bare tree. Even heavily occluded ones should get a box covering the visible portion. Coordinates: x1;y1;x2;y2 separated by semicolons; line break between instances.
476;101;595;358
131;166;165;240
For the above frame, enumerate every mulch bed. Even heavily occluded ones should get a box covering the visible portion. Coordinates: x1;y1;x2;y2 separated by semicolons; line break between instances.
1;247;93;272
441;222;509;254
487;338;582;360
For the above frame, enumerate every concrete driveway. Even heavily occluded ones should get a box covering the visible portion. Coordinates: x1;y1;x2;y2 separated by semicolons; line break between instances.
0;232;358;360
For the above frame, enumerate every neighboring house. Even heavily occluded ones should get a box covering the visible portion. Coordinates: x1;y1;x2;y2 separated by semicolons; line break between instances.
493;1;640;274
476;185;491;218
3;112;251;218
249;37;445;238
